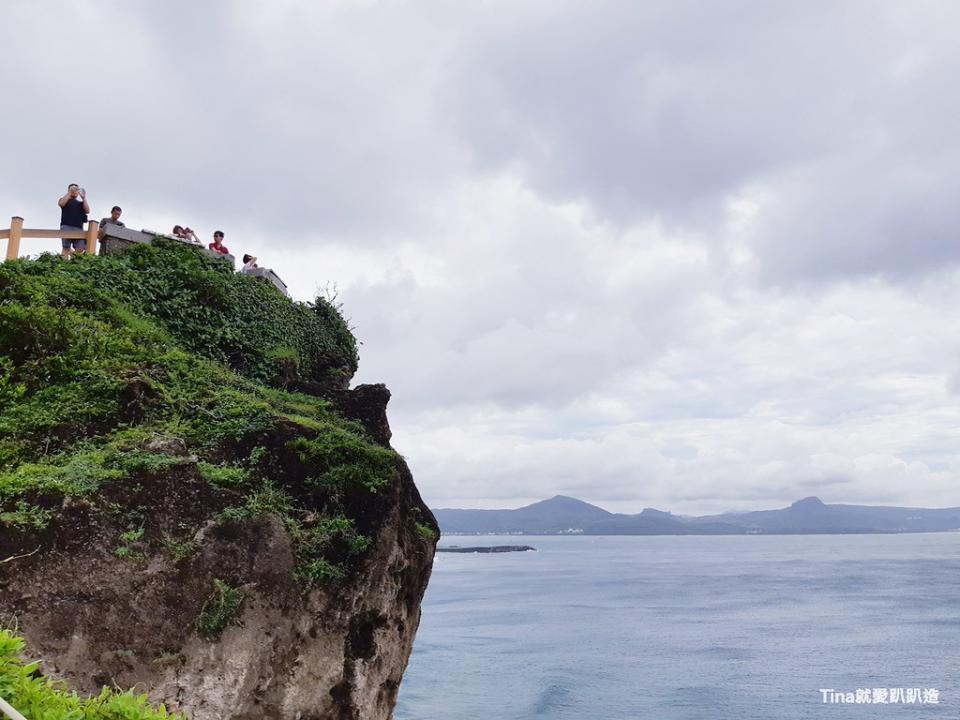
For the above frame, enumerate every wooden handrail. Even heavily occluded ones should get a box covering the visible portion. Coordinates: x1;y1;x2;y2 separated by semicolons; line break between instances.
3;215;291;296
3;216;99;260
16;229;89;239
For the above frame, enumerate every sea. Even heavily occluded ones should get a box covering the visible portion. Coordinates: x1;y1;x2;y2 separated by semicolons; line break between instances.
394;534;959;719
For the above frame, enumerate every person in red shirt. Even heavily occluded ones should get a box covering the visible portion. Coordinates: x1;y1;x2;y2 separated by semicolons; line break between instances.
209;230;229;255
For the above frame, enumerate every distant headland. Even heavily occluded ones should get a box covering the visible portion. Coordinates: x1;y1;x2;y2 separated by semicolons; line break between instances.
433;495;960;536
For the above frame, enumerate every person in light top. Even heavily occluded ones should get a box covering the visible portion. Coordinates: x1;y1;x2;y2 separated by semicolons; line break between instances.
241;253;258;274
209;230;229;255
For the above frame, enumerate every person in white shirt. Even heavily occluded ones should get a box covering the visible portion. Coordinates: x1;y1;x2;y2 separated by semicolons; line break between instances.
172;225;201;244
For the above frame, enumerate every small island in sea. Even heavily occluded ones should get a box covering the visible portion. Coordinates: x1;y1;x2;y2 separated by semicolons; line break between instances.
437;545;536;553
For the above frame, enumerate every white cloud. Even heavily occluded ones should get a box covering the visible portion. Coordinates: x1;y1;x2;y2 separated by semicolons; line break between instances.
4;1;960;513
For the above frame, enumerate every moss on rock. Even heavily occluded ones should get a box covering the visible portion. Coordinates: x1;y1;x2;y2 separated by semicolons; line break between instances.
0;244;398;586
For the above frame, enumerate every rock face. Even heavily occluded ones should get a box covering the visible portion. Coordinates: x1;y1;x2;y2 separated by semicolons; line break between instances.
330;384;394;446
0;386;437;720
0;240;437;718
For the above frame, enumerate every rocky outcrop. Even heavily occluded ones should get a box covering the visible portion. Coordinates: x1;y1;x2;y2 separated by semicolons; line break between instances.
329;384;394;446
0;397;436;720
0;459;434;720
0;240;436;718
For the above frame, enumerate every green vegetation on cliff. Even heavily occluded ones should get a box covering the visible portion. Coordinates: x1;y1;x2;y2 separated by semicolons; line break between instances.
195;579;246;640
0;242;399;587
4;238;357;384
0;629;179;719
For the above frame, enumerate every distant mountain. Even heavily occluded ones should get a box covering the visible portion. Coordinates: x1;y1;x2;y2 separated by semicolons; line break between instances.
434;495;612;534
433;495;960;535
700;496;960;534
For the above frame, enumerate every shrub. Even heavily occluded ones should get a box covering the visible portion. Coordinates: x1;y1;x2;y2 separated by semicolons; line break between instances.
197;462;249;488
287;427;398;494
0;242;358;384
0;501;51;530
162;537;198;562
291;515;371;588
195;580;245;640
414;522;437;541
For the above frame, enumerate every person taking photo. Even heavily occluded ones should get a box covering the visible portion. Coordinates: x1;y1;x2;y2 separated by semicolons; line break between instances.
58;183;90;258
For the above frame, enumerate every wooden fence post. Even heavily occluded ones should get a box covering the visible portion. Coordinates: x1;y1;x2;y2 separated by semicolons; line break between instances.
85;220;99;255
5;217;23;261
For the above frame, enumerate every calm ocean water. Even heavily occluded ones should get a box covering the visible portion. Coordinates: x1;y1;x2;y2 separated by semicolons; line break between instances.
395;534;959;719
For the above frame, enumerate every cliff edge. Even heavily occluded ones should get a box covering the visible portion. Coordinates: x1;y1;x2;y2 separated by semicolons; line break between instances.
0;241;438;719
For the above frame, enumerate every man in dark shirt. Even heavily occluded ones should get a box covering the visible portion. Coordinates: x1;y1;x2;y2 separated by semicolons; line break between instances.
99;206;124;232
58;183;90;258
98;206;125;247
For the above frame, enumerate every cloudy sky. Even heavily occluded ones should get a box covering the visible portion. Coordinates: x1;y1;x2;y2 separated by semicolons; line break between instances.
4;1;960;514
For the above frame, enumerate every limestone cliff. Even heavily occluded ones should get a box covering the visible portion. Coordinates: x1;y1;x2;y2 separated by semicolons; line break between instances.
0;242;437;719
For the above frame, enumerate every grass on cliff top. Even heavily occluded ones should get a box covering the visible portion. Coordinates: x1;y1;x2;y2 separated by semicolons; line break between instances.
0;239;357;385
0;244;400;587
0;629;181;719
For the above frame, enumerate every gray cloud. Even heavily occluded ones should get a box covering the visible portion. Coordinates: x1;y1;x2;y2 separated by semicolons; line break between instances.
439;1;960;280
4;1;960;513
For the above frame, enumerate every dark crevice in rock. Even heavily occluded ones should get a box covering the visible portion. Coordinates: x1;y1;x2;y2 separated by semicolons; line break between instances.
347;610;385;661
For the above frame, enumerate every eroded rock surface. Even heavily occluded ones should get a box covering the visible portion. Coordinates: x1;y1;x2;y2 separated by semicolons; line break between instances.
0;399;436;720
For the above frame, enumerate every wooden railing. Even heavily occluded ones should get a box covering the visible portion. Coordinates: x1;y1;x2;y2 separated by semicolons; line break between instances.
1;216;101;260
1;215;291;297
